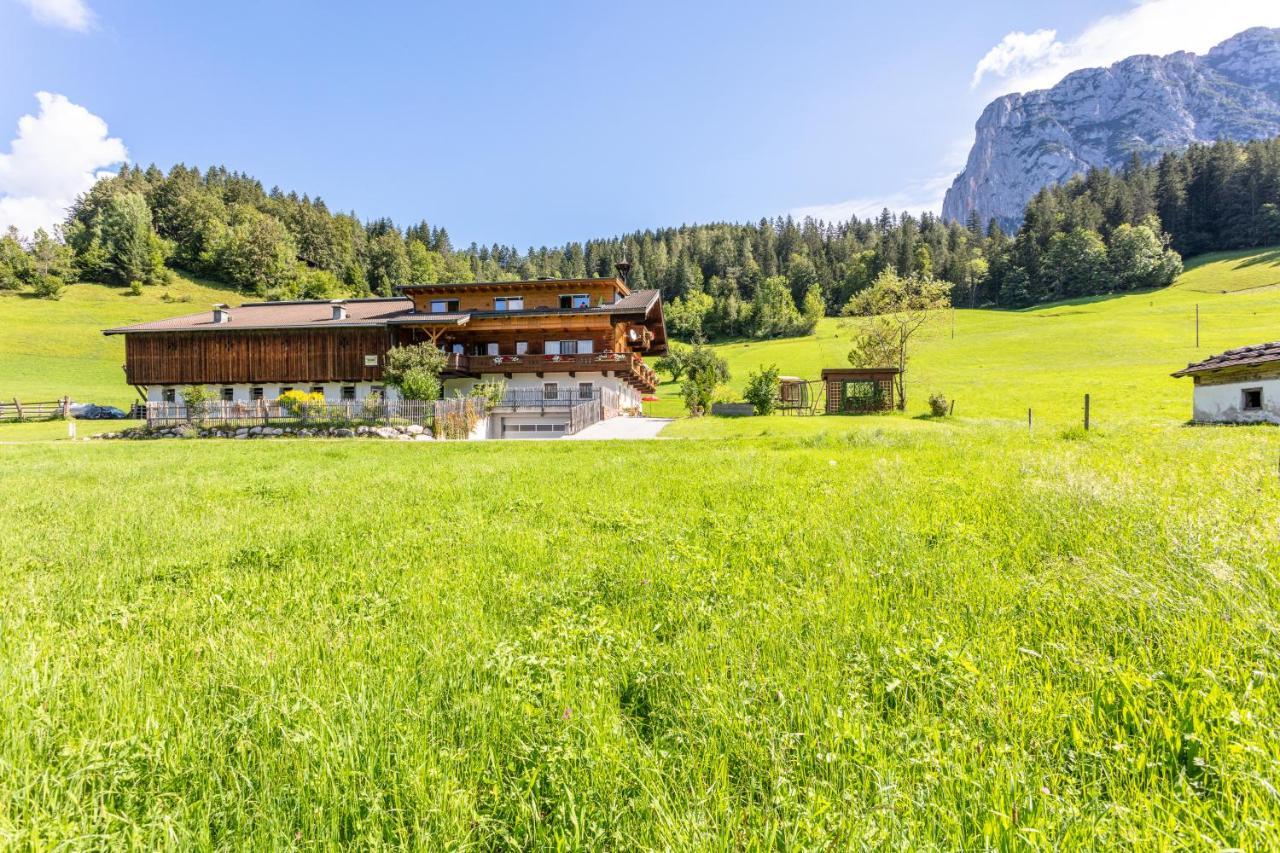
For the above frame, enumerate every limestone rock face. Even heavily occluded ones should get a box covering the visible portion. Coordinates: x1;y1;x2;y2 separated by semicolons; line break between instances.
942;28;1280;230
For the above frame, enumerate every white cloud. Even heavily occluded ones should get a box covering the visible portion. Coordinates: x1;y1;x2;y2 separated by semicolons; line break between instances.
972;0;1280;93
17;0;94;31
791;172;955;223
0;92;127;238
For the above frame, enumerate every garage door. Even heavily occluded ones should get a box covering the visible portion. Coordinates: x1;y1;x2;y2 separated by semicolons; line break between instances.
501;416;570;439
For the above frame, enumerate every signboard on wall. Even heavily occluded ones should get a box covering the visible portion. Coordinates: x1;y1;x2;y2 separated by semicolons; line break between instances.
364;355;378;367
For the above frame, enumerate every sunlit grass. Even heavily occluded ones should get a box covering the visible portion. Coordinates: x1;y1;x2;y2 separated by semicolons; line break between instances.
2;424;1279;847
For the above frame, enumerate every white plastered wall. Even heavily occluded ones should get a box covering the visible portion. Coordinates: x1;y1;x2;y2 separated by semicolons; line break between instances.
1191;378;1280;424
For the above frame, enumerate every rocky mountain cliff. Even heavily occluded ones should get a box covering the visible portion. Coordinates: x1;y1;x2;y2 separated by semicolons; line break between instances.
942;27;1280;230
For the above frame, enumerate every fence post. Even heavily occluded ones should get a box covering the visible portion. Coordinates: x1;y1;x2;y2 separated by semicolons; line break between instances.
61;396;71;419
13;398;22;420
1028;407;1032;436
1084;393;1090;431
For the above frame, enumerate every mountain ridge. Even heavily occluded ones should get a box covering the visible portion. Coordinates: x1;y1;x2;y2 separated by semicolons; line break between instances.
942;27;1280;230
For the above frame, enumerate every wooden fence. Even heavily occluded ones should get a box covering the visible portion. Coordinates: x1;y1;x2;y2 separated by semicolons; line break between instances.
0;397;71;421
146;398;436;428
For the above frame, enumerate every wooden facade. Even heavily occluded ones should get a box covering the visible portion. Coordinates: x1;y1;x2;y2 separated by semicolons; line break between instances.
820;368;898;414
107;275;667;395
401;278;626;313
123;328;389;386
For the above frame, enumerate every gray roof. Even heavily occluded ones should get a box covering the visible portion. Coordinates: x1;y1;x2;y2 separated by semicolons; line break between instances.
1172;341;1280;377
103;290;664;335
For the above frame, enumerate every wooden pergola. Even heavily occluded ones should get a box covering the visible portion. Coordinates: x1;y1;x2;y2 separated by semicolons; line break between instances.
820;368;899;414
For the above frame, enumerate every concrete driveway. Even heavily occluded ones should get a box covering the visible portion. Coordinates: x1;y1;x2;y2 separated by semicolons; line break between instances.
565;416;672;440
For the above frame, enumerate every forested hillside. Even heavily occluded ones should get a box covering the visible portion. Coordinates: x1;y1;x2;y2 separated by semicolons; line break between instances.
0;138;1277;340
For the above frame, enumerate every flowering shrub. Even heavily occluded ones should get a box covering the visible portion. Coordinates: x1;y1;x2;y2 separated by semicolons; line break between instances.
279;390;326;420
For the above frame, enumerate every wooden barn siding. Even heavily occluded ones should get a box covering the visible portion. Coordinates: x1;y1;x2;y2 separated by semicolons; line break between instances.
124;329;388;385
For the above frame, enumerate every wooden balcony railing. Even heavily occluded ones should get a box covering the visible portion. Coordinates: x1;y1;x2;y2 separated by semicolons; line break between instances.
445;351;657;390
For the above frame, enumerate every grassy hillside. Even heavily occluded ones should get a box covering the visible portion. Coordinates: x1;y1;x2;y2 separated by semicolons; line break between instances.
3;425;1279;847
654;246;1280;430
0;275;236;408
1;246;1278;426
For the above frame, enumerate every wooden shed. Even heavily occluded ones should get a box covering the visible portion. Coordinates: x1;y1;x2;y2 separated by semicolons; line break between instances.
820;368;898;414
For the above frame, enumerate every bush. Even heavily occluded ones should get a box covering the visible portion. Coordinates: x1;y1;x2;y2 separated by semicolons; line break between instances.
128;280;143;296
471;380;508;412
180;385;215;423
279;390;326;420
679;342;730;416
928;393;949;418
743;364;781;415
29;275;65;300
383;343;447;402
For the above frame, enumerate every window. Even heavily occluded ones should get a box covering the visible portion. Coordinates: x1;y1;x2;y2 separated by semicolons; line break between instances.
1242;387;1263;411
578;382;594;399
515;341;528;355
281;387;294;395
451;343;464;354
486;342;499;356
578;339;593;354
558;340;578;356
341;386;357;401
543;382;559;400
310;386;324;395
162;388;176;403
544;340;560;356
494;296;524;311
841;380;882;412
560;293;590;309
430;299;459;313
251;387;264;401
221;387;234;402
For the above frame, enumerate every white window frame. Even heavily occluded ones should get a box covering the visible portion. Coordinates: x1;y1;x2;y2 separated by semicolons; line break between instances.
341;386;356;401
251;387;264;401
543;382;559;400
494;296;524;311
578;339;593;354
544;340;561;355
486;342;499;356
515;341;528;355
578;382;594;399
430;299;459;313
162;388;176;403
221;387;234;402
1242;387;1264;411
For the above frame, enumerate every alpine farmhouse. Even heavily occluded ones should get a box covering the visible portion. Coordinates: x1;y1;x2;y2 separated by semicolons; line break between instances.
104;272;667;438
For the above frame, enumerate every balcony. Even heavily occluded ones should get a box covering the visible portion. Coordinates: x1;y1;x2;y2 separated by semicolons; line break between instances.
442;351;657;392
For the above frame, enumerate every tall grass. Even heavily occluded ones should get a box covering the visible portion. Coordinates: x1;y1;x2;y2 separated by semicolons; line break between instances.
2;425;1278;847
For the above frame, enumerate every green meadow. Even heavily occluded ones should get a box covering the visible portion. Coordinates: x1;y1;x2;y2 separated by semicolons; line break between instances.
2;250;1280;847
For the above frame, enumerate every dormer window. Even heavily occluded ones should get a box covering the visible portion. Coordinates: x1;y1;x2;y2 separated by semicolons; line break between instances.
494;296;524;311
430;299;459;313
560;294;590;309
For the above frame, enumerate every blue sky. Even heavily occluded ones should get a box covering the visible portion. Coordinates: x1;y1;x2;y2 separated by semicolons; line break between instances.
1;0;1278;246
